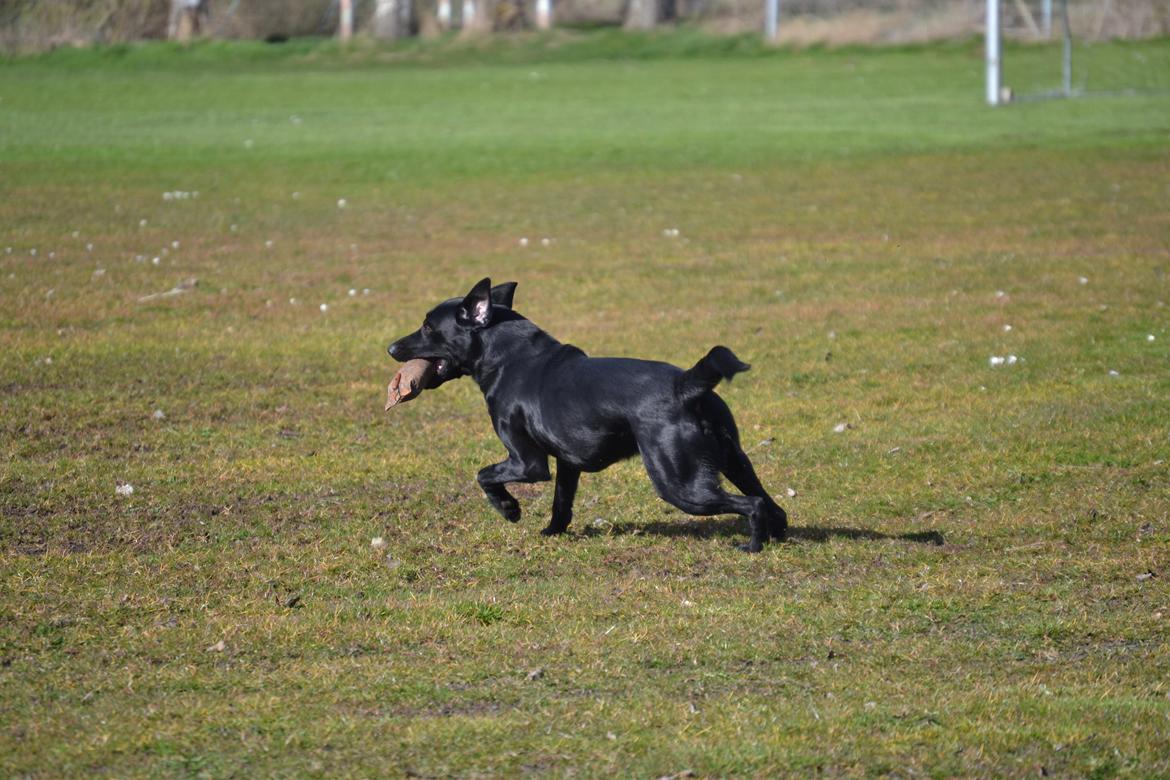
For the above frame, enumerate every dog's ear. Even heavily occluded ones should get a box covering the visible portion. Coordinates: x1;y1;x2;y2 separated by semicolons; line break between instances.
490;282;518;310
458;278;493;328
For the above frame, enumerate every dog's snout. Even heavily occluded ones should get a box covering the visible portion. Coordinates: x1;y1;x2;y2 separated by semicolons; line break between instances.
387;341;402;359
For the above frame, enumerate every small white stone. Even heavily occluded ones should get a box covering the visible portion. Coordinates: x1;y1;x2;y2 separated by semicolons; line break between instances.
833;422;849;433
292;191;301;200
1078;276;1089;285
1006;355;1018;365
541;237;551;246
92;268;106;278
786;487;797;498
362;288;370;296
1003;324;1012;332
29;248;37;257
139;219;148;227
115;483;135;497
1108;369;1119;376
289;297;297;305
151;257;160;266
1147;334;1156;342
230;224;238;233
370;536;387;550
72;231;80;238
337;198;347;209
85;243;93;252
319;303;328;312
995;290;1006;299
152;409;166;420
265;240;274;249
519;237;528;247
172;241;180;250
348;289;357;297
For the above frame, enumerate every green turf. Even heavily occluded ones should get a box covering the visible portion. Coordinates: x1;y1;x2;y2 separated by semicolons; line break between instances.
2;31;1169;778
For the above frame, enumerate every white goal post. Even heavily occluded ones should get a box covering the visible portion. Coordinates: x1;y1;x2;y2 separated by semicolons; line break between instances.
986;0;1001;104
988;0;1075;105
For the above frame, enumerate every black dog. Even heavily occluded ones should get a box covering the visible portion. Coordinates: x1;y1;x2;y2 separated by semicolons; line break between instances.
387;279;787;552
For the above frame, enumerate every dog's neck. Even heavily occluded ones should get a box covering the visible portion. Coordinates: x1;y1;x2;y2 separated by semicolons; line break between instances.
469;316;572;391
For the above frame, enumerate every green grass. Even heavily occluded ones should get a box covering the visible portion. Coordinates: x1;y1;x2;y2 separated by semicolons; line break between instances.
2;32;1169;778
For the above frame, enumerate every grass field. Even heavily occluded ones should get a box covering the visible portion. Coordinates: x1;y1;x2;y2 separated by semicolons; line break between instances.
2;31;1169;778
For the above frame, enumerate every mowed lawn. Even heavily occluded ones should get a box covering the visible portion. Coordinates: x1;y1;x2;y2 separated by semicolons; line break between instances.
1;32;1169;778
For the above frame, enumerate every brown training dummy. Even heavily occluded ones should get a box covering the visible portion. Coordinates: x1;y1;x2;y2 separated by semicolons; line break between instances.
385;358;438;410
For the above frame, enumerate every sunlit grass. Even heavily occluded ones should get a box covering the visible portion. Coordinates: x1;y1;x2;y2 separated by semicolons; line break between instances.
1;32;1169;778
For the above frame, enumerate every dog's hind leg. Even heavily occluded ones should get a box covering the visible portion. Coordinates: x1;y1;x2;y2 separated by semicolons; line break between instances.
721;447;788;541
639;434;771;552
541;459;580;536
699;395;788;541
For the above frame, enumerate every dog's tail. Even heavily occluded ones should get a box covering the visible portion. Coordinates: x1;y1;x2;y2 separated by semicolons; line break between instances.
675;346;751;406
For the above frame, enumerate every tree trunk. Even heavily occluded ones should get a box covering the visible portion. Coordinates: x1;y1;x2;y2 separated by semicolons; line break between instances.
374;0;414;39
461;0;485;32
169;0;208;41
535;0;552;29
339;0;354;42
436;0;453;32
624;0;675;30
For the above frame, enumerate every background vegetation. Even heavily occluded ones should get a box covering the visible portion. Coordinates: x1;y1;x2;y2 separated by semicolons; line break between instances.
3;0;1169;53
2;32;1169;777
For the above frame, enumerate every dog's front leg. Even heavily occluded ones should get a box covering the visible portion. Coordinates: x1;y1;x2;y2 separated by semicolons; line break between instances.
477;452;550;523
541;460;580;536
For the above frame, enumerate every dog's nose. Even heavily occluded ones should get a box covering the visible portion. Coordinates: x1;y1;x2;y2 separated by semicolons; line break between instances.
387;342;401;359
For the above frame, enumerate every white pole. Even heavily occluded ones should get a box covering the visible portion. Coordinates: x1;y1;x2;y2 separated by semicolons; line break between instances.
764;0;779;42
986;0;1001;105
536;0;552;29
462;0;476;29
438;0;451;29
1060;0;1072;96
339;0;354;42
1041;0;1052;38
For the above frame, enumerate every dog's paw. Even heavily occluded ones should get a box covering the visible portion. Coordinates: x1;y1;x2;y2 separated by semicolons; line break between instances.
769;509;788;541
736;540;765;553
498;500;522;523
539;524;566;536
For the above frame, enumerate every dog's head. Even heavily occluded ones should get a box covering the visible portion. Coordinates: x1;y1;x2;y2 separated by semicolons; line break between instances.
386;278;518;388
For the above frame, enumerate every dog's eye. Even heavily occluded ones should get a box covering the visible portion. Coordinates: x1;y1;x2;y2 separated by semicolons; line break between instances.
421;322;433;337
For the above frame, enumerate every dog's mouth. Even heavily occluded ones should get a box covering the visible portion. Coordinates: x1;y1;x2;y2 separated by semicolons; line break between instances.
422;357;452;384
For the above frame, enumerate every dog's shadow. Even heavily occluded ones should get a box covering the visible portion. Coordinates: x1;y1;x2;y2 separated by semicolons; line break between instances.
582;516;945;546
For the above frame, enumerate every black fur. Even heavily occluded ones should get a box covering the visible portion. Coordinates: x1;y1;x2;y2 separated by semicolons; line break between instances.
387;278;787;552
